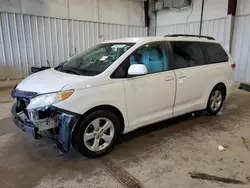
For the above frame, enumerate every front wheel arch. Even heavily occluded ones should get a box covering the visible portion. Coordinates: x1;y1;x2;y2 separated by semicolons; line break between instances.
71;105;125;147
72;109;121;157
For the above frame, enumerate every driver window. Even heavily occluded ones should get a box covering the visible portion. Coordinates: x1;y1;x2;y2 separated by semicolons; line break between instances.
130;43;168;74
111;43;169;78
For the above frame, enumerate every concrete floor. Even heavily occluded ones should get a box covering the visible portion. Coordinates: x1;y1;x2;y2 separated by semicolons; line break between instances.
1;88;250;188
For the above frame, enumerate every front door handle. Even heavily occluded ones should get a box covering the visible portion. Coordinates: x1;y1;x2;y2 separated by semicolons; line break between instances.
165;76;174;81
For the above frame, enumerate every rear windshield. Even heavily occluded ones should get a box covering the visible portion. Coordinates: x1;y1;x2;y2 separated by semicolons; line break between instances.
55;43;135;76
202;42;228;63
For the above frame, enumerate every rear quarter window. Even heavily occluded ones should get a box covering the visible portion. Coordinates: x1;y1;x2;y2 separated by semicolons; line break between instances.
203;42;228;64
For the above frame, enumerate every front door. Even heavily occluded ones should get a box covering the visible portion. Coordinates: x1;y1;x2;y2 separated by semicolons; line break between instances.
123;42;176;128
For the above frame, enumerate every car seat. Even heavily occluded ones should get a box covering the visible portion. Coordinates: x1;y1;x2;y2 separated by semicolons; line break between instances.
145;47;164;73
130;53;142;65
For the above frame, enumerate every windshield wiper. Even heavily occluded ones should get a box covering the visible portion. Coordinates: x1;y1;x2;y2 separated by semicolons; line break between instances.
55;61;67;70
80;69;100;76
63;69;82;75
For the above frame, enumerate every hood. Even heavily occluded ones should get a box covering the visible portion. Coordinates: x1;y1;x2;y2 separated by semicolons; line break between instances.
16;68;92;94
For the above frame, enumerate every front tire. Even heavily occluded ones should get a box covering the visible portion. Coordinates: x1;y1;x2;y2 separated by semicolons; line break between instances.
206;86;225;115
74;110;120;158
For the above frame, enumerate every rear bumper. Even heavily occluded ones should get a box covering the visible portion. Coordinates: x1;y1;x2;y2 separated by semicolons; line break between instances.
11;103;81;153
226;81;234;100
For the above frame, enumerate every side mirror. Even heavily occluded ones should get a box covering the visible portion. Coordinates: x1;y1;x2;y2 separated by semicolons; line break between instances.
128;64;148;76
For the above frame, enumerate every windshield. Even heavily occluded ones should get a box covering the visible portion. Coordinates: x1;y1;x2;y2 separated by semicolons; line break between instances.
55;43;135;76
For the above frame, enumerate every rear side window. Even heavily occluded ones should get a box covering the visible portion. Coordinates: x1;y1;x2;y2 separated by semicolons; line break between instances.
203;42;228;63
171;42;206;69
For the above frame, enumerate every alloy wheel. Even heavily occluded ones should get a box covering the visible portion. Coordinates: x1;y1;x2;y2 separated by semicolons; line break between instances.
83;117;115;152
210;90;222;112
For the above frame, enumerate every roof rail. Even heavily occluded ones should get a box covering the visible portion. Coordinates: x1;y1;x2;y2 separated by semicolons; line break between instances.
164;34;215;40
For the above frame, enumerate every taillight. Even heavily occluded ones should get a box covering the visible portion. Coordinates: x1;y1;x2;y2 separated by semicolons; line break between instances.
231;63;236;70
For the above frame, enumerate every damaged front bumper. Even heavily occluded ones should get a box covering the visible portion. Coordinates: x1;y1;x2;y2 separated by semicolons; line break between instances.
11;100;80;154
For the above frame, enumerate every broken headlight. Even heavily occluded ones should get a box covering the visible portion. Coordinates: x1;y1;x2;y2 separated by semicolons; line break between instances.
27;90;74;110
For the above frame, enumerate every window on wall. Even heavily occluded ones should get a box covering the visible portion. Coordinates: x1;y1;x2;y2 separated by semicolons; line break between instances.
171;41;206;69
112;42;169;78
202;42;228;63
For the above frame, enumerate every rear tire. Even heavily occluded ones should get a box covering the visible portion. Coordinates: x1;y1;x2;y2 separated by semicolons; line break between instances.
206;86;225;115
74;110;120;158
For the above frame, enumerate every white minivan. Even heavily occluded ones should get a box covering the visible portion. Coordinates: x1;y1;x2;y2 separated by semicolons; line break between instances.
11;35;235;157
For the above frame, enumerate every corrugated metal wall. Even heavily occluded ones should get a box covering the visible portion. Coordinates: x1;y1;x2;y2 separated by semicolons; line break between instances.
235;0;250;16
156;17;227;46
231;15;250;83
155;0;250;84
0;12;147;79
231;0;250;83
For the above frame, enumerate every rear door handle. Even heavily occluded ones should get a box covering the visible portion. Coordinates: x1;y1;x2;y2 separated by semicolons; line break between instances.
178;75;186;79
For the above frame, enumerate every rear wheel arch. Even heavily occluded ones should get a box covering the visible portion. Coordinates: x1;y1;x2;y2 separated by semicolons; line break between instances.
213;82;227;99
206;83;227;115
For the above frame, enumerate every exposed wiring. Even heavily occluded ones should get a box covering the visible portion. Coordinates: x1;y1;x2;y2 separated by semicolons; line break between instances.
185;0;194;34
